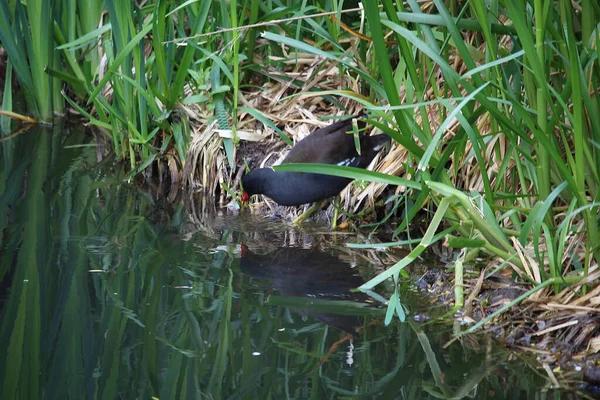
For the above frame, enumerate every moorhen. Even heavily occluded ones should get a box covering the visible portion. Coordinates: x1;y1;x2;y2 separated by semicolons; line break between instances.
241;114;390;207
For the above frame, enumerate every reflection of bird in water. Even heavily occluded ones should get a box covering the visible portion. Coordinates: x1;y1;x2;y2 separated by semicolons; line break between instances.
240;246;372;334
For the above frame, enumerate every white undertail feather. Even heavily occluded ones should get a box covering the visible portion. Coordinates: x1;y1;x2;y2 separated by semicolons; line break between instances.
337;157;357;167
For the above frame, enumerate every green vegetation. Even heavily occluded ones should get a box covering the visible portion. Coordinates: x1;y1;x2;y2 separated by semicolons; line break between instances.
0;1;599;343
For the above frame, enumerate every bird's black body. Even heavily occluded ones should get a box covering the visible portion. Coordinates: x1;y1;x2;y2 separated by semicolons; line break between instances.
242;115;390;206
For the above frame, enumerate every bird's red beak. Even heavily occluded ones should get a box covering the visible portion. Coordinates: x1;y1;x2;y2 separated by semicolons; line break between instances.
241;191;249;204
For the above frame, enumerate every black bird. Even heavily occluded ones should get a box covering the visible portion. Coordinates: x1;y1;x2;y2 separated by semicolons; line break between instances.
241;114;390;206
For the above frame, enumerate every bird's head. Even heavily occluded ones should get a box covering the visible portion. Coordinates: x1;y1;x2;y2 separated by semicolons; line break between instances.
240;171;258;206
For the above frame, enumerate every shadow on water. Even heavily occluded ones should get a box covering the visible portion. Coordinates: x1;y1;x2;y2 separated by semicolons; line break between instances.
0;124;586;398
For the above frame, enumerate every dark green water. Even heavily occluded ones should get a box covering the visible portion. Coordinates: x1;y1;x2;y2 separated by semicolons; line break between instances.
0;125;574;399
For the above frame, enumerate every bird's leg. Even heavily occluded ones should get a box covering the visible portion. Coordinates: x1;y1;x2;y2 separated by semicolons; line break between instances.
293;201;326;224
331;196;340;229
